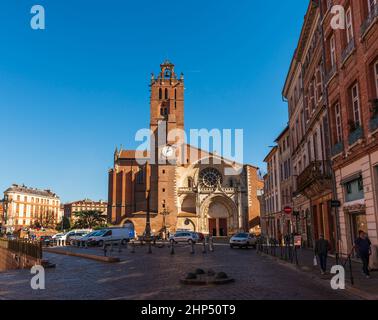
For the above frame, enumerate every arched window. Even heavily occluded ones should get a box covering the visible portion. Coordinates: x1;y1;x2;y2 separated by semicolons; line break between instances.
188;177;193;188
159;88;162;100
136;169;144;184
175;89;177;100
165;88;169;100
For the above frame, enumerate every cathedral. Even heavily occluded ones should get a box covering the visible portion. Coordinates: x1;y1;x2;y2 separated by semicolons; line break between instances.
107;61;263;237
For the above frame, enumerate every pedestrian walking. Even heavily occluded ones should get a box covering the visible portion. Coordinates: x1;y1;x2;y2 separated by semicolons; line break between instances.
354;230;372;279
315;234;330;275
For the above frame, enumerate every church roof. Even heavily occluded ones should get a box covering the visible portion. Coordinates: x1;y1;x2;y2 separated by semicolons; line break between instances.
118;150;149;160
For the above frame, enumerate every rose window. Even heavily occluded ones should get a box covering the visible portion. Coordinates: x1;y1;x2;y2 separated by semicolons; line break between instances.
199;168;223;188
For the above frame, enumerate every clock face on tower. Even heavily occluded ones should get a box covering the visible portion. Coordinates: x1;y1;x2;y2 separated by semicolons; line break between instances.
161;145;175;158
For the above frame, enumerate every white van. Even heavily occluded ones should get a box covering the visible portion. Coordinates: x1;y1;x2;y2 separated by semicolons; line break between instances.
87;227;134;246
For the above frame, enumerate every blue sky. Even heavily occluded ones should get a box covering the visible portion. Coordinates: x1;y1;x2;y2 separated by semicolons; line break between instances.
0;0;308;202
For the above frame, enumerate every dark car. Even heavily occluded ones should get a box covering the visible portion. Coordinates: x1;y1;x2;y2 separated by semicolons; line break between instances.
197;232;205;242
39;235;53;246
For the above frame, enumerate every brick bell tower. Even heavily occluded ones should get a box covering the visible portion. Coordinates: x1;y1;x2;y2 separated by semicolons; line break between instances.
149;61;184;231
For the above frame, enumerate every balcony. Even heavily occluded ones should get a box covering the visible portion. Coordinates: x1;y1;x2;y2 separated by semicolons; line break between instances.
369;99;378;132
296;161;332;197
341;39;355;64
331;141;344;157
348;126;364;146
370;116;378;132
360;3;378;39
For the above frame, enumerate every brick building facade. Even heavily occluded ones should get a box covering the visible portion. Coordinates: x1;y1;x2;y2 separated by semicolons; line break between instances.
264;0;378;263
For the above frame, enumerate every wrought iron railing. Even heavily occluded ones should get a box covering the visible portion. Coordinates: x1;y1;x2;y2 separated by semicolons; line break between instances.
331;141;344;157
325;63;337;84
296;160;332;193
360;3;378;38
348;126;364;146
0;238;42;259
341;38;355;63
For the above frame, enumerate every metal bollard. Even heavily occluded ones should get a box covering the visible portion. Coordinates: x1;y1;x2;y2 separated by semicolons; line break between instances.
190;241;195;254
103;243;107;257
110;241;114;253
209;237;214;252
170;241;175;255
148;240;152;254
118;240;122;253
202;239;207;254
131;240;135;253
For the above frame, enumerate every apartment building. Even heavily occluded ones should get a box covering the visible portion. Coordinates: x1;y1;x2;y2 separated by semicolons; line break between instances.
3;184;61;232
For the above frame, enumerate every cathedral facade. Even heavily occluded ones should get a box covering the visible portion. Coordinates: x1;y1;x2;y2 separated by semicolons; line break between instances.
107;61;263;237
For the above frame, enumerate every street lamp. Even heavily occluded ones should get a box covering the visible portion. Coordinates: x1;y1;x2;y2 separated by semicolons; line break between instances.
159;202;170;240
144;190;152;253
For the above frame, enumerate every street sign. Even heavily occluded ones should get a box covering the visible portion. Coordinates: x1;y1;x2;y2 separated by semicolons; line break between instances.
331;200;341;208
283;206;293;214
294;235;302;247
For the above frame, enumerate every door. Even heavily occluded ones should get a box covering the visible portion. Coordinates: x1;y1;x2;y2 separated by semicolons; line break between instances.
209;219;217;236
219;219;227;237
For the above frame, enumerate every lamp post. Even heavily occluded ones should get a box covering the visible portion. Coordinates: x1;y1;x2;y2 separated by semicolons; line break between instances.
144;191;152;253
159;203;170;240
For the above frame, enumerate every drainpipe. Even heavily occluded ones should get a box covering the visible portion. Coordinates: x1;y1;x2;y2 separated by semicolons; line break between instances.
318;0;341;259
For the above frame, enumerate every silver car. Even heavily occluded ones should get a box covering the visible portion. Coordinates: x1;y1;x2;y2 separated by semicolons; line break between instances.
169;231;199;244
230;233;257;249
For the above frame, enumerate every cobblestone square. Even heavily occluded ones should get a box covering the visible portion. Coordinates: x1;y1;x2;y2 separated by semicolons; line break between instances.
0;244;354;300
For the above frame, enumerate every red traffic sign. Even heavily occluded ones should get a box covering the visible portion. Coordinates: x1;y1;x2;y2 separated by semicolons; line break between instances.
283;206;293;214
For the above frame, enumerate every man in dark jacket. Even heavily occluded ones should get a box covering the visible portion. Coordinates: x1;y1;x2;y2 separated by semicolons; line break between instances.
315;234;330;275
354;231;372;279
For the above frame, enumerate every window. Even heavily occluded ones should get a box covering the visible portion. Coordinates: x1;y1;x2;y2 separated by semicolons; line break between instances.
188;177;193;188
165;88;169;100
345;177;364;202
316;66;323;101
368;0;377;13
334;103;342;143
330;34;336;67
346;8;354;43
136;169;144;184
159;88;162;100
351;83;361;127
374;60;378;97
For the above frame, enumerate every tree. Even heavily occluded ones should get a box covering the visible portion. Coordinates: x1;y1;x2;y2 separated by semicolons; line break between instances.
73;211;107;229
56;216;71;231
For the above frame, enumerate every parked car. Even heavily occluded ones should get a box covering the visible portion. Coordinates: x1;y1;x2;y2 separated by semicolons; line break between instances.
196;232;205;242
229;233;257;249
6;234;17;240
58;229;92;244
39;235;53;246
73;231;102;246
52;233;64;240
67;231;92;245
169;231;199;244
87;227;134;247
